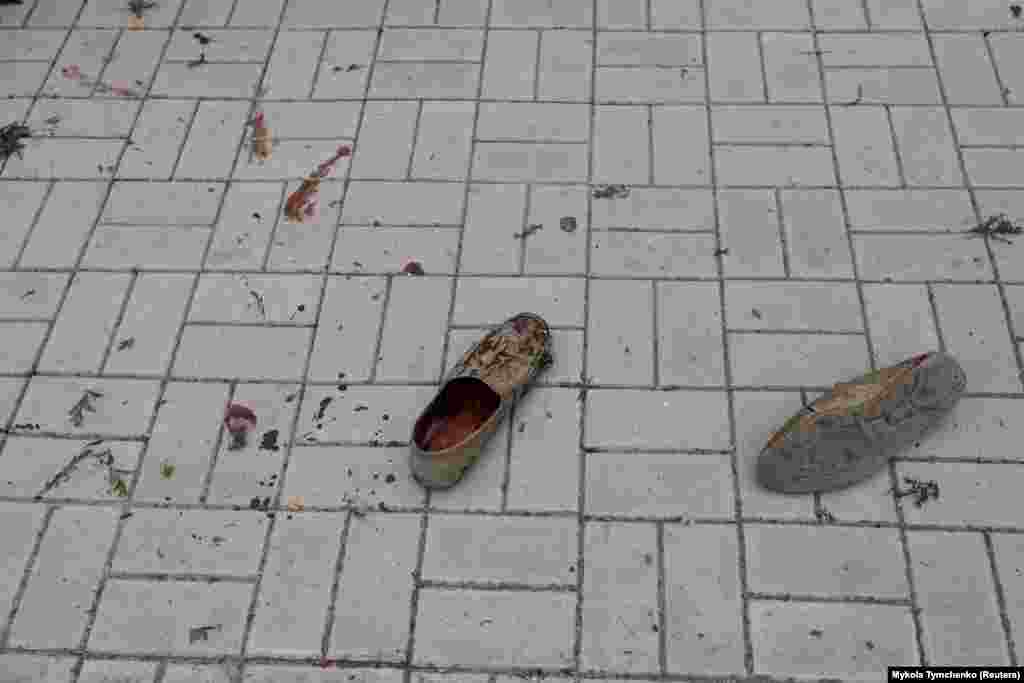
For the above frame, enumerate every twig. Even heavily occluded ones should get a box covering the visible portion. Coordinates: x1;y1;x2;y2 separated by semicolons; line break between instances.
36;442;134;498
68;389;103;427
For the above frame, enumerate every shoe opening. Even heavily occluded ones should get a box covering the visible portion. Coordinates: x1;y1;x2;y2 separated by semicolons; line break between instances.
414;377;501;452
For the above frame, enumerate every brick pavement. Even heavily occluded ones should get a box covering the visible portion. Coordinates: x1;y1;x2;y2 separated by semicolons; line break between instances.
0;0;1023;680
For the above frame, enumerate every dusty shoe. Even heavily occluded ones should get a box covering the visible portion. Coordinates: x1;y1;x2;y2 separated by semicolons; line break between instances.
409;313;553;489
757;351;966;495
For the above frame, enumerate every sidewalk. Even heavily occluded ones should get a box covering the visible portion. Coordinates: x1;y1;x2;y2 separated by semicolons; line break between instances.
0;0;1022;680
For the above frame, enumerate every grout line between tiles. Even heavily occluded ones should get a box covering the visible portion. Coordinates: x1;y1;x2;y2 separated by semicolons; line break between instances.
984;530;1019;665
96;269;139;375
198;380;235;504
884;104;908;188
0;505;55;648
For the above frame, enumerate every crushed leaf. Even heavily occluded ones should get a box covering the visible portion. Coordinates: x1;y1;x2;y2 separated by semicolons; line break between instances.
559;216;577;233
37;441;134;499
964;213;1022;245
111;478;129;497
592;184;630;199
160;461;176;479
68;389;103;427
116;337;135;351
514;224;543;239
0;122;31;161
193;31;213;45
894;476;940;508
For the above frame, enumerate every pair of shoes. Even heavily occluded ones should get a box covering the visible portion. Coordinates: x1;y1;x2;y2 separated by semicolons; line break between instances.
756;351;967;494
409;313;553;490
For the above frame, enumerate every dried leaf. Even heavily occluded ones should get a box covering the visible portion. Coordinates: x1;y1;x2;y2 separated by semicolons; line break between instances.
286;495;304;512
111;478;129;497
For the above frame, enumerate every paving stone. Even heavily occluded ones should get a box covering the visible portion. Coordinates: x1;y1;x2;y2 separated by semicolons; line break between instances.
0;502;46;630
0;62;49;97
249;512;346;657
888;106;962;187
173;326;311;381
165;28;275;62
761;33;823;103
0;322;48;373
13;377;159;437
83;224;212;270
896;461;1024;528
781;189;854;277
473;142;587;182
712;105;829;144
652;105;709;183
314;30;377;98
853;234;991;282
478;103;589;142
707;31;764;102
812;0;868;29
331;227;460;275
284;445;426;509
732;391;817;521
37;272;131;373
424;514;576;584
244;666;404;683
0;655;75;683
729;332;870;388
89;579;252;654
190;274;321;324
581;522;659;672
266;180;345;270
104;181;224;224
991;533;1024;659
587;279;654;386
101;28;165;94
238;140;354;181
664;523;745;675
0;437;142;501
706;0;810;27
964;149;1024;188
714;146;836;186
592;232;717;278
827;67;942;106
175;100;250;179
481;30;538;100
296;385;434;446
650;0;702;28
460;183;525;274
592;188;715;231
505;387;581;511
586;453;734;519
153;63;264;98
909;531;1009;664
8;506;118;649
28;100;138;137
411;101;475;180
342;181;465;226
0;181;47;267
818;466;899;524
413;589;575;667
205;382;298;505
716;189;786;277
1008;285;1024;333
40;29;119;97
845;189;975;232
330;513;419;660
120;100;195;178
524;184;588;274
284;0;386;26
179;0;234;25
596;32;701;66
453;276;584;327
906;397;1024;463
597;0;646;28
751;602;918;677
987;34;1024;105
596;65;707;104
746;525;907;598
725;281;862;332
0;376;25;425
78;659;159;683
831;105;901;187
133;381;229;504
263;30;327;100
862;283;940;367
375;275;452;382
114;509;267;576
538;30;592;101
585;389;731;452
490;0;592;27
4;138;124;180
164;663;236;683
371;62;480;99
933;34;1005;106
932;283;1020;393
657;281;725;387
921;0;1021;28
821;34;932;67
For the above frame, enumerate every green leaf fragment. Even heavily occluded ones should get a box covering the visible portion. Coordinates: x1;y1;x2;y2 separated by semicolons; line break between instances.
160;462;175;479
111;478;129;497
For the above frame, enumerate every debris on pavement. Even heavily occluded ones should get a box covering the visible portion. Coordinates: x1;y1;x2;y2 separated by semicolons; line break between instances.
750;308;763;320
126;0;155;29
188;624;221;644
187;51;208;69
401;260;425;275
62;64;140;96
1013;3;1022;18
845;83;864;106
286;495;304;512
514;223;543;239
592;184;630;199
224;402;258;450
249;111;272;162
284;144;351;223
894;476;940;508
559;216;577;233
713;247;729;256
37;441;135;499
332;64;364;72
0;121;31;161
259;428;280;451
193;31;214;45
68;389;103;427
116;336;135;351
160;461;176;479
964;213;1022;244
815;506;836;523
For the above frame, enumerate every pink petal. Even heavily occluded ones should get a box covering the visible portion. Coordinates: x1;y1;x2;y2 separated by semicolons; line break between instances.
62;64;82;79
304;199;319;219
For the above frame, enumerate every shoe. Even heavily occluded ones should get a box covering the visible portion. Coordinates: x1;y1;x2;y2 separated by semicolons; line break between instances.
756;351;967;494
409;313;553;490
